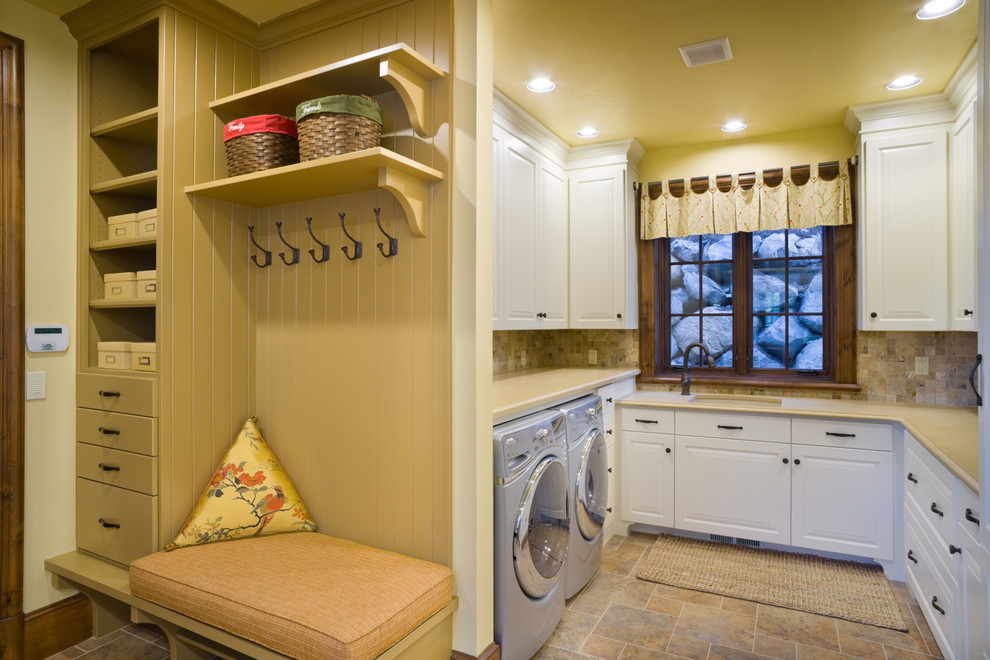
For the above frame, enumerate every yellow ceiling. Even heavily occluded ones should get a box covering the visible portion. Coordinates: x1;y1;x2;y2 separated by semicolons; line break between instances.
28;0;978;151
493;0;977;149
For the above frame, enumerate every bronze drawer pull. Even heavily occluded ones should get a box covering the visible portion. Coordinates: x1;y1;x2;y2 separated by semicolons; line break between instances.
931;596;945;615
965;508;981;525
825;432;855;438
98;463;120;472
634;419;658;424
98;427;120;435
907;472;918;483
949;544;962;555
931;502;944;517
98;518;121;529
98;390;121;397
717;424;743;430
908;550;918;564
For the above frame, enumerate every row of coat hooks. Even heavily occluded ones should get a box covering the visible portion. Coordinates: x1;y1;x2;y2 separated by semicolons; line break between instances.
247;208;399;268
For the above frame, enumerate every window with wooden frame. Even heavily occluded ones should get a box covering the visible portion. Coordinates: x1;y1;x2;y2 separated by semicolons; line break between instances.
636;172;858;391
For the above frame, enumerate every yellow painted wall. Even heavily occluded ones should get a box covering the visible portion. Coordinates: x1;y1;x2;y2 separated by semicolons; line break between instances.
638;125;856;183
9;0;81;613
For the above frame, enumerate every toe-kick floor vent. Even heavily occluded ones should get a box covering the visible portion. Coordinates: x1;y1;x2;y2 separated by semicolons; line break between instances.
709;534;761;548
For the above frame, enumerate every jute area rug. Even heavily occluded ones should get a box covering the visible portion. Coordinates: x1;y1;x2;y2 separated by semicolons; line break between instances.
637;534;908;631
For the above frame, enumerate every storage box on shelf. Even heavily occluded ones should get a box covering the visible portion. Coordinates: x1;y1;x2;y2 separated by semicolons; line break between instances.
103;272;136;300
136;207;157;237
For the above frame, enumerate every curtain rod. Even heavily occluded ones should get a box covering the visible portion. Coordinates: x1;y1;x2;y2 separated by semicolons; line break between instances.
647;158;853;199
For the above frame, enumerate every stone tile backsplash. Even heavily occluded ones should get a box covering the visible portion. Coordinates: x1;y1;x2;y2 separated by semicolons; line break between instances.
493;329;980;407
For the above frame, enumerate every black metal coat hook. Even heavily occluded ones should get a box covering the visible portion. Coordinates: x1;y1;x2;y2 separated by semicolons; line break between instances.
275;221;300;266
248;225;272;268
374;207;398;258
339;212;362;261
306;217;330;263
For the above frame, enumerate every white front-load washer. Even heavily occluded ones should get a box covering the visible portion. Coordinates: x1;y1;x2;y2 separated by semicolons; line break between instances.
493;409;569;660
558;394;608;599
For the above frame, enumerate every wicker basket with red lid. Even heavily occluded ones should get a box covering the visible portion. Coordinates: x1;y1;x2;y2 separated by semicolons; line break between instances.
223;114;299;177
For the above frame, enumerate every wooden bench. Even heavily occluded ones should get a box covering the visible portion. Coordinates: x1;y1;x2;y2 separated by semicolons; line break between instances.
45;534;457;660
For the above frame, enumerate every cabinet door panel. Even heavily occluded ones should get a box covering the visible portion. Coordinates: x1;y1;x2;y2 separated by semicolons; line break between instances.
791;445;893;559
621;430;674;526
538;160;568;328
569;167;625;329
949;101;977;331
861;126;949;330
674;435;790;544
500;137;540;328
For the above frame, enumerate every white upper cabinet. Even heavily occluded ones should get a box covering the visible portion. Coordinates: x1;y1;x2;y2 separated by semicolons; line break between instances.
860;125;950;331
949;99;977;331
848;53;976;332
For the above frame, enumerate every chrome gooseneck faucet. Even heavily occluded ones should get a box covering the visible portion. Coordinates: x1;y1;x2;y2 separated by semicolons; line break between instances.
681;342;715;395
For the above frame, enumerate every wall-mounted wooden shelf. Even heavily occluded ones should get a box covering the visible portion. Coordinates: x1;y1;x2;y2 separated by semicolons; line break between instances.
209;43;445;138
90;236;157;252
91;107;158;147
185;147;442;237
90;299;157;309
91;170;157;197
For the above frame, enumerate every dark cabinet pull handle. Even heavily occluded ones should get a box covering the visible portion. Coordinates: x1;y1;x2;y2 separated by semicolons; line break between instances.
606;429;613;435
617;314;622;319
931;502;944;517
907;473;918;484
607;467;613;473
969;354;982;407
931;596;945;615
965;508;981;525
793;458;801;465
606;507;613;513
635;419;658;424
870;312;878;318
782;458;789;464
665;447;672;454
98;390;121;397
825;432;855;438
606;397;613;403
964;309;974;315
98;518;120;529
908;550;918;564
98;463;120;472
717;425;743;430
949;544;962;555
98;427;120;435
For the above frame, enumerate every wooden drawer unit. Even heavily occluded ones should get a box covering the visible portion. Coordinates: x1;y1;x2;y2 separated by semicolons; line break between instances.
791;418;893;452
77;444;158;495
76;408;156;455
675;409;790;444
76;478;158;565
77;372;157;417
906;437;957;544
620;407;675;434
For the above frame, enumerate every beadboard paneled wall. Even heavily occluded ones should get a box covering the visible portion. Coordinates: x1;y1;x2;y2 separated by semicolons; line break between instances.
246;1;452;566
157;7;259;549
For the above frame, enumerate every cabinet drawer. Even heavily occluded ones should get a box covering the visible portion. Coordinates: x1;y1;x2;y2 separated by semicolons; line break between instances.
606;441;615;486
907;498;961;590
76;408;156;455
906;506;960;653
76;478;158;565
792;418;893;452
675;410;790;443
620;407;675;434
77;444;158;495
78;372;156;417
957;483;984;549
906;439;957;543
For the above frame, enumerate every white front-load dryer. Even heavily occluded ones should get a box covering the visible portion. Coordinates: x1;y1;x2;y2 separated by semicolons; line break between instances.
493;410;569;660
559;394;608;599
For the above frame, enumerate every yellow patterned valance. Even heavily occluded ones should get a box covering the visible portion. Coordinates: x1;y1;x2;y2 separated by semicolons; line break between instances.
640;160;853;240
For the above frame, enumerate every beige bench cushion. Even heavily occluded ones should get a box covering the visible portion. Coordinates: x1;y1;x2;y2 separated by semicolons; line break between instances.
129;533;453;660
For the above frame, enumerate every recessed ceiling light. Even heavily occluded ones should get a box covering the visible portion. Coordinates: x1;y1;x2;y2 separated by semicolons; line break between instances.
576;127;599;138
887;75;922;90
527;77;556;93
721;120;747;132
916;0;965;19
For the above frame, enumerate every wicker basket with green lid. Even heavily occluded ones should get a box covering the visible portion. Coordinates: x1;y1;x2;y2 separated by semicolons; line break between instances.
295;94;383;161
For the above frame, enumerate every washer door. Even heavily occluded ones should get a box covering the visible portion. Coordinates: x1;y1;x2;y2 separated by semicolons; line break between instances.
513;455;569;599
575;429;608;541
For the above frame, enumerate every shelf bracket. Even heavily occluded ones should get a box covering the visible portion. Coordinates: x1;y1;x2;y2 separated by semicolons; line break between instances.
378;167;428;238
380;56;431;138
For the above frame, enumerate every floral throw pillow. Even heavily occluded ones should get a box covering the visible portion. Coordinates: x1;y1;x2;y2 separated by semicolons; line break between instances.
166;417;317;550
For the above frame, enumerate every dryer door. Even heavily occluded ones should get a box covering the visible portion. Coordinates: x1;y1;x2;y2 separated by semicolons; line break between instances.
513;455;569;599
575;428;608;541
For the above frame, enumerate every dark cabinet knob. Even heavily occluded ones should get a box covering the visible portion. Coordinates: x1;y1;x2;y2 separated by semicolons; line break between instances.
606;507;613;513
870;312;877;318
793;458;801;465
782;458;789;464
606;397;613;403
616;313;622;319
607;467;613;473
949;544;962;555
665;447;671;454
964;309;973;316
606;429;613;435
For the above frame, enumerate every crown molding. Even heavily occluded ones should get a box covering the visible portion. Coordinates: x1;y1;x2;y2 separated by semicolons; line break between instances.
568;139;645;170
945;42;978;113
493;88;570;164
258;0;410;50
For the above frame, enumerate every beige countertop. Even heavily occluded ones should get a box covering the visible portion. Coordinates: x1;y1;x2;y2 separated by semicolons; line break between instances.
620;391;980;493
490;368;980;493
492;367;640;423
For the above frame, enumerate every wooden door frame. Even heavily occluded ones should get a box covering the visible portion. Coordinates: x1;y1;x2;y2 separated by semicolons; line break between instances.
0;30;26;660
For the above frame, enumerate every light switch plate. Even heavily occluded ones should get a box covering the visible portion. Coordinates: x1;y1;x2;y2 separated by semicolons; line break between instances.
26;372;46;400
588;349;598;365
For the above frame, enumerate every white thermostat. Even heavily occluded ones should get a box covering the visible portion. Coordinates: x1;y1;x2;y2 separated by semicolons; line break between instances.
26;325;69;353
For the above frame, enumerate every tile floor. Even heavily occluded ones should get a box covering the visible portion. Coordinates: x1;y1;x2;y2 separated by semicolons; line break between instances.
45;531;945;660
536;532;945;660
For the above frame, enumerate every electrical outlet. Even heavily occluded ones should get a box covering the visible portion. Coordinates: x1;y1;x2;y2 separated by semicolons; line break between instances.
915;357;929;376
520;349;527;367
588;349;598;365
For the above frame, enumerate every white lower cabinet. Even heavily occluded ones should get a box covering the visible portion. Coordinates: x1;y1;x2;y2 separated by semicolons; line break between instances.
619;407;674;527
674;434;791;545
959;483;989;660
790;444;893;559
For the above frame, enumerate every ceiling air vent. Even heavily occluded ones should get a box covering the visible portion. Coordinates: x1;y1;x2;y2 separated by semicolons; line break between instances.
679;37;733;68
